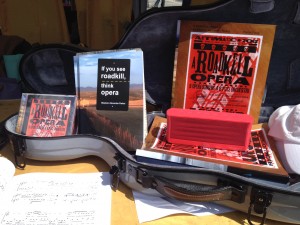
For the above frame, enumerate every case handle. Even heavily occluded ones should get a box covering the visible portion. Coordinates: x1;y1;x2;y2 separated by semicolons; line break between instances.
151;176;247;203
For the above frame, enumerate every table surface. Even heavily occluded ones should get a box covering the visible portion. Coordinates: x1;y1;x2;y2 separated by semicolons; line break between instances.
0;99;290;225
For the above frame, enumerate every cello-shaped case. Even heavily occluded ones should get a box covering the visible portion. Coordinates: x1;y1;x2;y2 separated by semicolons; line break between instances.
4;0;300;224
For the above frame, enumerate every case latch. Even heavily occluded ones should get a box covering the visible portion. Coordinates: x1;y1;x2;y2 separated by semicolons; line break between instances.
109;154;126;191
217;179;248;203
247;188;273;225
109;165;120;191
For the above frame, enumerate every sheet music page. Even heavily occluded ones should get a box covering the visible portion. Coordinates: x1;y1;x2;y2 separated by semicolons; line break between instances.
0;172;111;225
0;157;15;197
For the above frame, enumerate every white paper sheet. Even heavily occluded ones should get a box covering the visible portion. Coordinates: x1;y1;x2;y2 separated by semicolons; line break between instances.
133;190;234;223
0;171;112;225
0;157;15;195
0;157;15;178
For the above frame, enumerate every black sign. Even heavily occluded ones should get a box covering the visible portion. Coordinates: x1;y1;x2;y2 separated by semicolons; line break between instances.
97;58;130;111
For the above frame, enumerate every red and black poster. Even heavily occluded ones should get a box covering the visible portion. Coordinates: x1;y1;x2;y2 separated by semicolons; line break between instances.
184;32;262;114
172;21;276;123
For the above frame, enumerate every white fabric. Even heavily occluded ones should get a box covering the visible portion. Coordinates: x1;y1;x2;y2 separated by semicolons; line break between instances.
268;105;300;174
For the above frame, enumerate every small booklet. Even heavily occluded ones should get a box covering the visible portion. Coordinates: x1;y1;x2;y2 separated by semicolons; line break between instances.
0;157;112;225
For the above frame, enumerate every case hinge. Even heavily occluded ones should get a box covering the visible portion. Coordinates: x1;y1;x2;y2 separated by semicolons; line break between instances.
247;188;273;225
136;167;156;188
109;165;120;191
10;135;26;169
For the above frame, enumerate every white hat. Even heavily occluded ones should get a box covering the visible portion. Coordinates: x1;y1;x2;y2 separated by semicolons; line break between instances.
268;105;300;174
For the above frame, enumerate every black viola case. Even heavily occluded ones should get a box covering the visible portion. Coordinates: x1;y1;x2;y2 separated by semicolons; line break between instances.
19;0;300;117
9;0;300;224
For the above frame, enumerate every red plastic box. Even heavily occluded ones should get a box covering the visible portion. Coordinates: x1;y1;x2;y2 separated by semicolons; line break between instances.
166;108;253;151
